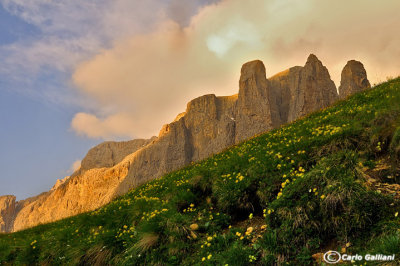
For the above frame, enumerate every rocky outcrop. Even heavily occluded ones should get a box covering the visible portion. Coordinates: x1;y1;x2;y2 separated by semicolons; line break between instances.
117;117;193;192
13;158;133;231
235;60;275;142
81;138;155;171
0;54;371;232
0;196;16;232
51;176;70;191
116;94;238;195
184;94;237;160
338;60;371;99
269;54;339;123
293;54;339;121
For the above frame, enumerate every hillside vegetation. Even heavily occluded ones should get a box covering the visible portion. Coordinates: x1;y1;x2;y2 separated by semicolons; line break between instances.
1;78;400;265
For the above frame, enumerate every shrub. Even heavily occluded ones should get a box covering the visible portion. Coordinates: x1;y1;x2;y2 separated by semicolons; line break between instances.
390;126;400;162
265;151;393;259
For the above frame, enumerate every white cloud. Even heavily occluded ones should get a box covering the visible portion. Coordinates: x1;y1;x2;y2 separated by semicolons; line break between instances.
206;18;263;57
71;112;138;140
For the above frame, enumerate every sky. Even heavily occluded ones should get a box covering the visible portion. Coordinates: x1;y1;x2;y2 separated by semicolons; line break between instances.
0;0;399;200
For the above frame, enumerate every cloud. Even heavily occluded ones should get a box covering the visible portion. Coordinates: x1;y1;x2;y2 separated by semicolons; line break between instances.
71;112;138;140
71;0;400;139
0;0;216;106
166;0;219;26
67;160;81;174
2;0;399;139
72;19;238;138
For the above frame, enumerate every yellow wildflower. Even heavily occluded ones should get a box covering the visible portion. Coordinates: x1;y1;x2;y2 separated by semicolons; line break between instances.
246;227;253;234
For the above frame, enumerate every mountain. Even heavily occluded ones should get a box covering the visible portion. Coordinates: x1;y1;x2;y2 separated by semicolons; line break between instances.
1;75;399;265
0;54;371;233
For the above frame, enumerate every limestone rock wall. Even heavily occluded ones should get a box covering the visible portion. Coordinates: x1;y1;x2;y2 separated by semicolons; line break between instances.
338;60;371;99
269;66;303;124
292;54;339;122
81;138;156;171
0;54;371;232
13;154;134;231
184;94;237;161
269;54;339;123
0;196;16;232
235;60;275;142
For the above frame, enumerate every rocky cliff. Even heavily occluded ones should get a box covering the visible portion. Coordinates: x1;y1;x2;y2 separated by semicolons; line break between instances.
0;54;371;232
0;196;15;232
338;60;371;99
235;60;275;142
80;138;155;171
269;54;338;124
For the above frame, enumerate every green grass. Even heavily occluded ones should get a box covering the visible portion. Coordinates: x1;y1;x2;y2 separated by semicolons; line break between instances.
1;78;400;265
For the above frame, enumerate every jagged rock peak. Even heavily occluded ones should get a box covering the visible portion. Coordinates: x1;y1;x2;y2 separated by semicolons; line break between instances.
289;54;338;121
339;60;371;99
306;53;320;63
304;53;330;74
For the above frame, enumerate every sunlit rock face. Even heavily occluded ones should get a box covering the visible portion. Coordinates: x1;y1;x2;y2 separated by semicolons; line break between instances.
81;138;155;171
12;159;133;232
0;195;16;232
0;54;370;232
339;60;371;99
116;93;238;196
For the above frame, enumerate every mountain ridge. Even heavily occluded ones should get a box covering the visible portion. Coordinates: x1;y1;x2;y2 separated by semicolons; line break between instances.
0;54;370;232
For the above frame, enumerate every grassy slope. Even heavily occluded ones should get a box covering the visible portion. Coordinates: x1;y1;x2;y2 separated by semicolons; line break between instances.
1;78;400;265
